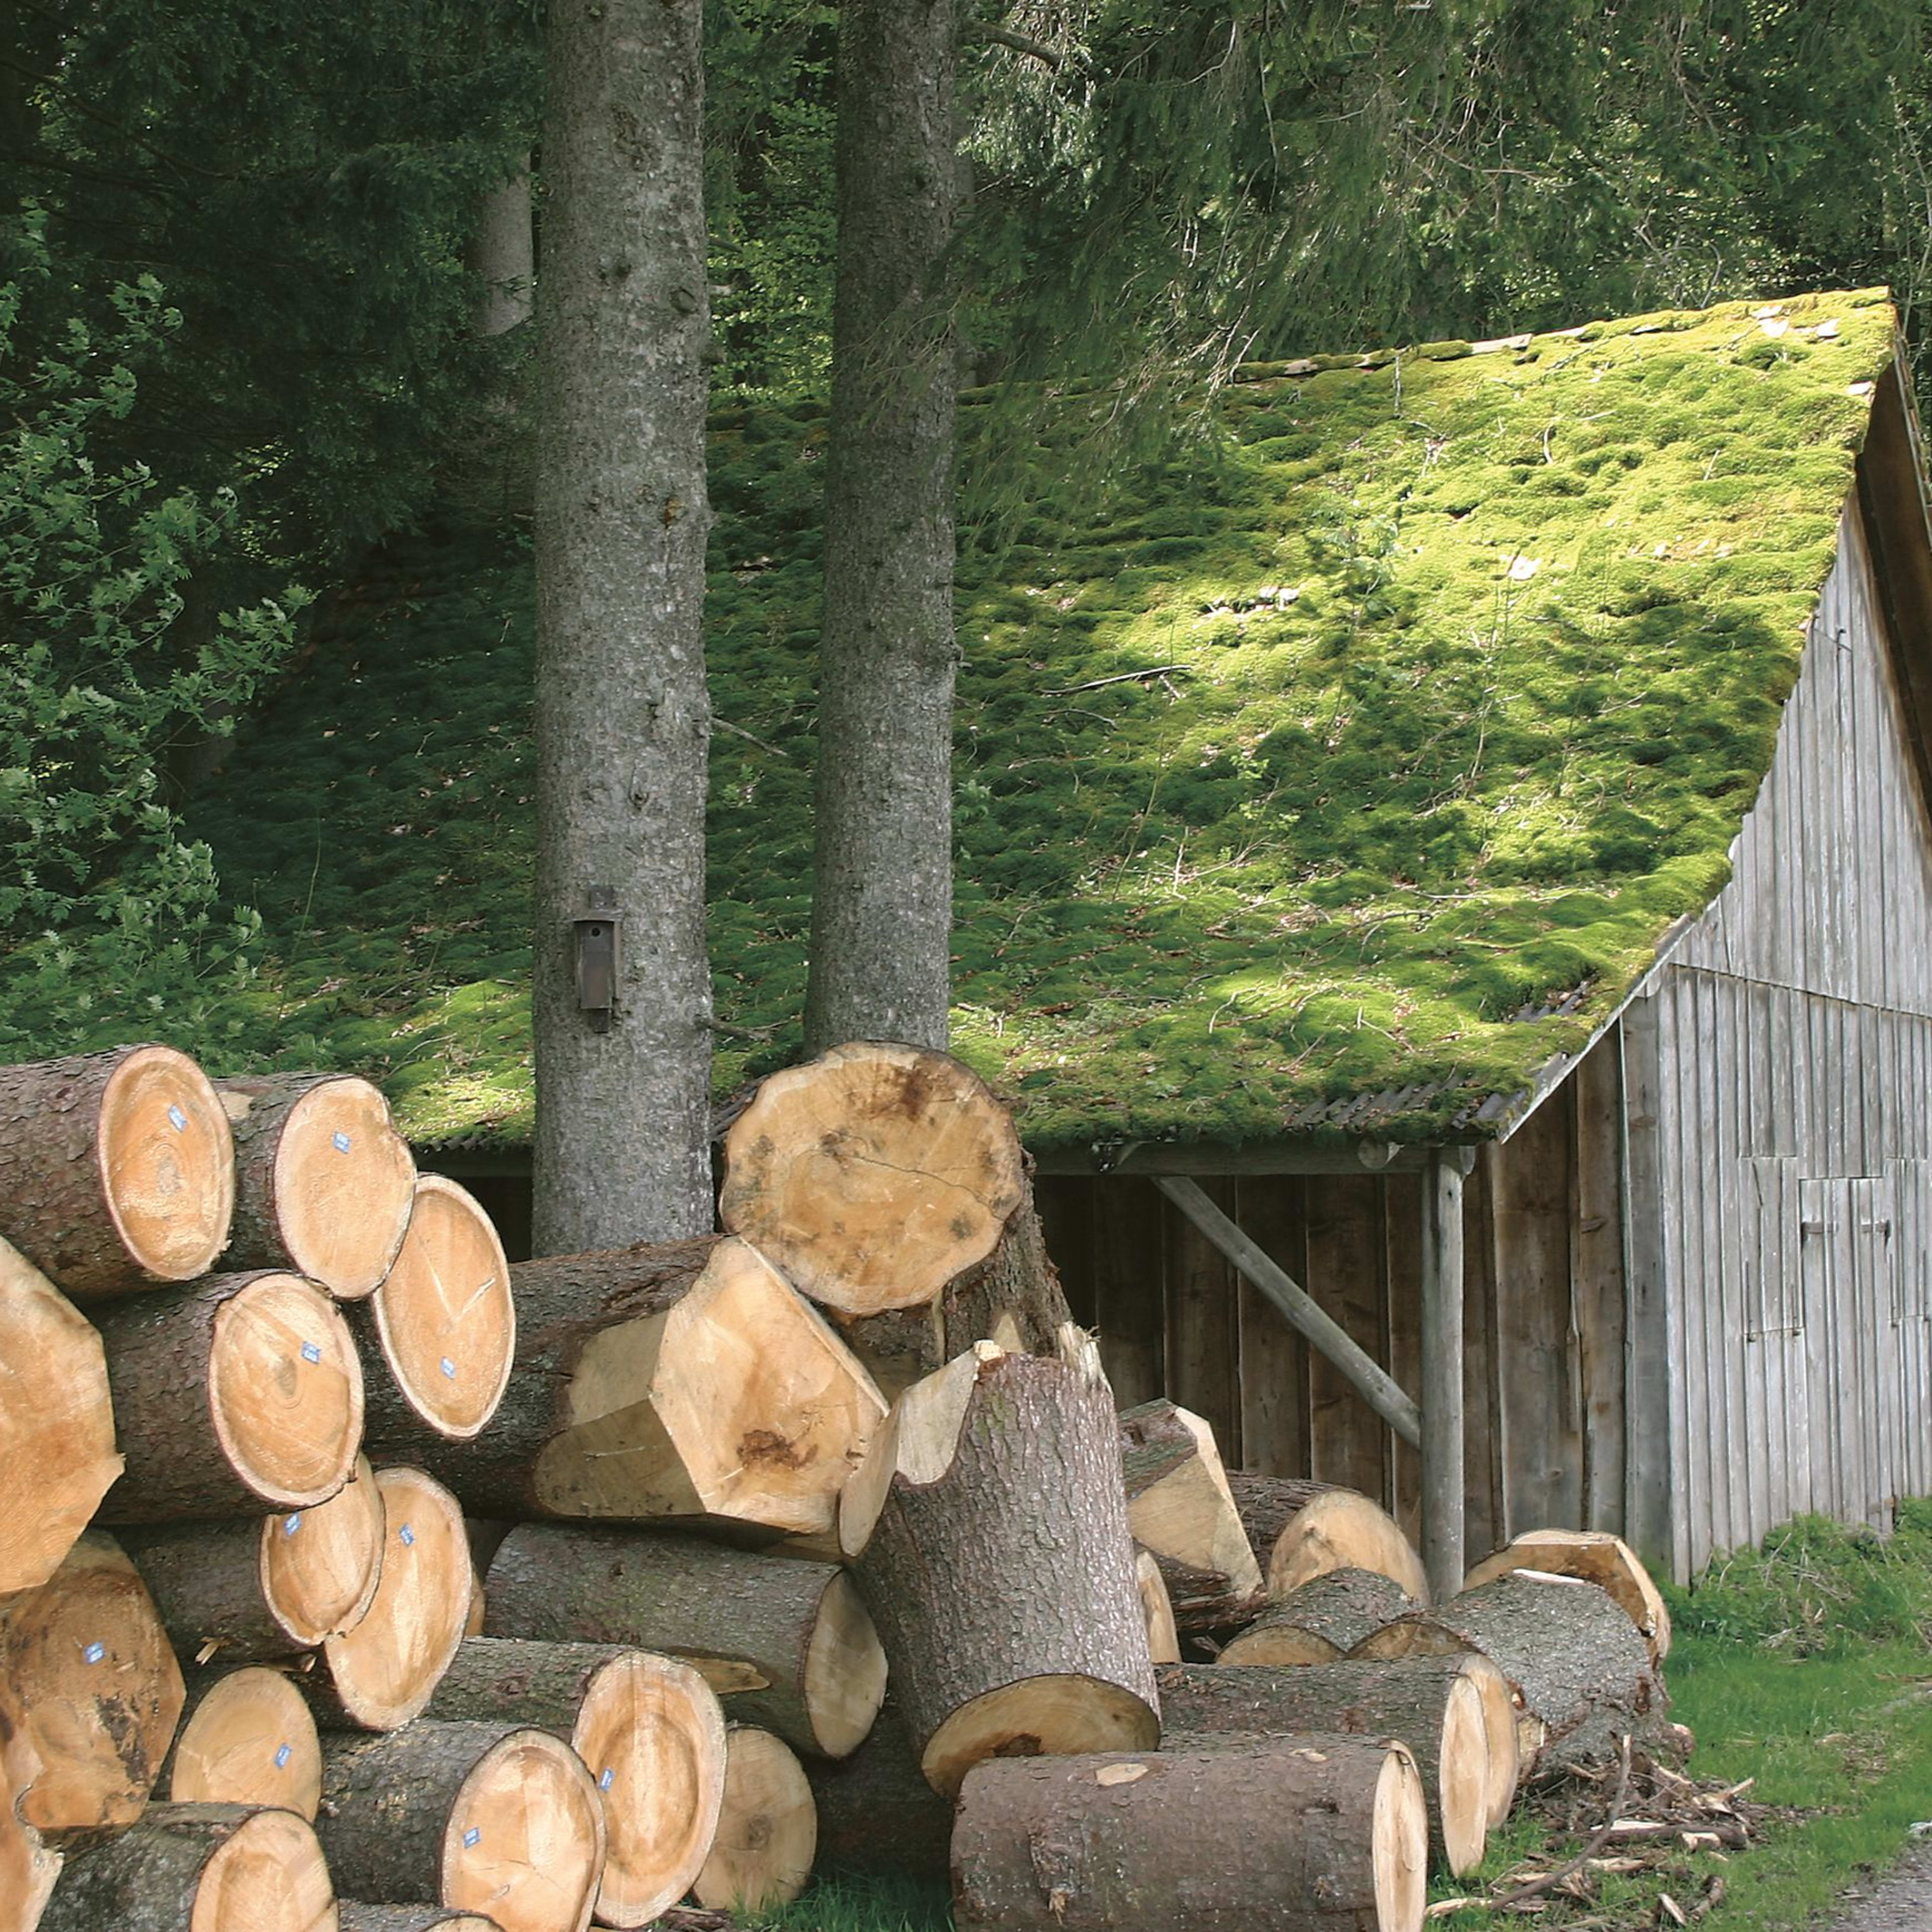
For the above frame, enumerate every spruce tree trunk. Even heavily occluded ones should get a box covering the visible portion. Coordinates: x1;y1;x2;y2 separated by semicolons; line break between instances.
532;0;714;1252
803;0;965;1052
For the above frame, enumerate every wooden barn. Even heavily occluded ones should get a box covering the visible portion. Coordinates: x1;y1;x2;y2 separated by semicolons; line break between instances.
31;286;1932;1587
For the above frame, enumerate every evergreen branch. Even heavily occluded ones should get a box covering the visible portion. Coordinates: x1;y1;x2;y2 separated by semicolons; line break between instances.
974;23;1081;72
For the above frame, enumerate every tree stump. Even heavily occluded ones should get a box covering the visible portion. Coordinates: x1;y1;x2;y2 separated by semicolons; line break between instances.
951;1739;1428;1931
365;1236;886;1538
93;1270;365;1521
0;1236;122;1593
690;1726;816;1913
218;1073;418;1299
1221;1568;1421;1666
124;1456;385;1660
803;1697;953;1884
1227;1473;1430;1605
1120;1401;1264;1631
0;1530;185;1843
1353;1571;1669;1777
842;1332;1159;1796
352;1175;515;1443
37;1802;335;1932
425;1637;726;1928
1156;1659;1505;1876
1462;1529;1672;1663
483;1524;886;1759
0;1045;234;1299
307;1467;472;1731
165;1665;323;1819
318;1723;605;1932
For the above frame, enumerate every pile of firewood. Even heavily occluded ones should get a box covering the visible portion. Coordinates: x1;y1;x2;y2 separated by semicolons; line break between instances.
0;1038;1684;1932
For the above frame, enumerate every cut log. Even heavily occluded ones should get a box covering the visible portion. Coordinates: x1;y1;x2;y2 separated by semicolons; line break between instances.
1155;1659;1501;1877
1227;1472;1431;1605
317;1722;604;1932
0;1237;122;1594
424;1637;726;1929
365;1236;885;1538
1462;1529;1672;1663
36;1802;335;1932
309;1467;471;1731
353;1175;514;1443
337;1911;505;1932
690;1726;816;1913
1220;1567;1421;1666
1135;1549;1181;1664
0;1716;60;1932
1119;1401;1264;1630
1352;1571;1669;1777
123;1457;385;1661
218;1074;418;1300
951;1738;1428;1932
0;1045;234;1300
483;1524;885;1760
802;1697;952;1883
165;1666;323;1820
842;1331;1158;1797
0;1530;185;1843
92;1270;365;1521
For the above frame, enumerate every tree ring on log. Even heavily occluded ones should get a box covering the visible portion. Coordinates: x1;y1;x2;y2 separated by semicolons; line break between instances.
691;1726;817;1913
803;1571;889;1757
371;1178;514;1441
1373;1743;1429;1932
98;1045;235;1287
920;1674;1161;1800
208;1274;364;1509
1460;1654;1521;1829
262;1455;386;1648
190;1806;335;1932
170;1667;323;1820
440;1728;604;1932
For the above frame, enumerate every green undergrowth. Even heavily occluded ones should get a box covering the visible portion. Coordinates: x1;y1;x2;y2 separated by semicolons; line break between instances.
0;289;1895;1151
736;1875;951;1932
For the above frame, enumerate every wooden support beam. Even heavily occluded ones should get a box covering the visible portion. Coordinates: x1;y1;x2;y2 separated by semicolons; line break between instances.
1152;1177;1421;1449
1420;1149;1471;1601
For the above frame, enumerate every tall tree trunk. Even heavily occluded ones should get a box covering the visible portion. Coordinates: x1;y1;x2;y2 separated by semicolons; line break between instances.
532;0;714;1252
803;0;965;1053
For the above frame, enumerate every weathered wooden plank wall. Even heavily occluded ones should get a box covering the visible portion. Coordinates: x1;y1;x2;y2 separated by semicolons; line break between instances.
1643;499;1932;1577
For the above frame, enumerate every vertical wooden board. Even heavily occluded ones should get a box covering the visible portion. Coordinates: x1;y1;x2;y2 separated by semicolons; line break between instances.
1488;1095;1582;1538
1033;1178;1096;1328
1721;975;1760;1548
1232;1176;1312;1479
1302;1175;1388;1502
1162;1175;1242;1465
1619;1004;1678;1578
1461;1151;1504;1567
1090;1178;1167;1411
1571;1040;1626;1535
1691;969;1734;1564
1669;973;1715;1573
1382;1173;1424;1537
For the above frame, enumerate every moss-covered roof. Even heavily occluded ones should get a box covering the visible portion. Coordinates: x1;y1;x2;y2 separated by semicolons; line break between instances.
44;289;1911;1152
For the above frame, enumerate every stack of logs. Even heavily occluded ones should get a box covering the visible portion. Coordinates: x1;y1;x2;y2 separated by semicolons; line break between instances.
0;1038;1682;1932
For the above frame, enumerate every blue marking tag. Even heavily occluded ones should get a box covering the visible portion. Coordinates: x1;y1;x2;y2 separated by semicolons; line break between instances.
599;1767;615;1792
167;1105;187;1132
463;1827;481;1848
300;1342;321;1364
283;1513;301;1537
274;1743;292;1769
332;1131;352;1153
84;1642;105;1664
398;1524;415;1547
440;1357;456;1380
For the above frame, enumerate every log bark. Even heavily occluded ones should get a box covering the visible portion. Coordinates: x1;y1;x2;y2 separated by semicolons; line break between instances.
0;1713;60;1932
1352;1571;1671;1778
484;1524;886;1760
1220;1568;1421;1666
1120;1401;1264;1631
802;1697;952;1883
36;1803;335;1932
1462;1530;1672;1663
318;1723;604;1932
351;1175;514;1443
364;1235;885;1538
951;1739;1428;1932
217;1074;418;1299
307;1467;472;1732
0;1530;185;1843
122;1456;385;1660
1136;1548;1182;1664
425;1637;727;1928
0;1045;233;1299
843;1332;1159;1797
1227;1473;1430;1605
1155;1660;1503;1877
690;1726;816;1913
92;1270;365;1521
163;1664;323;1819
0;1236;121;1593
337;1910;506;1932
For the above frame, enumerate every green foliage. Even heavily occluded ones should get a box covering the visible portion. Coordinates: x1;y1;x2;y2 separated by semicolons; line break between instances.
0;217;300;1046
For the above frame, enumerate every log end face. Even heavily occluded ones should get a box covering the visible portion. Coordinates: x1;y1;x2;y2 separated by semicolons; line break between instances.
96;1045;235;1291
1372;1743;1429;1932
803;1572;889;1759
1438;1675;1491;1878
690;1726;817;1914
1268;1490;1431;1606
272;1080;419;1300
919;1675;1160;1801
169;1667;323;1822
189;1804;337;1932
260;1456;386;1648
441;1729;604;1932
